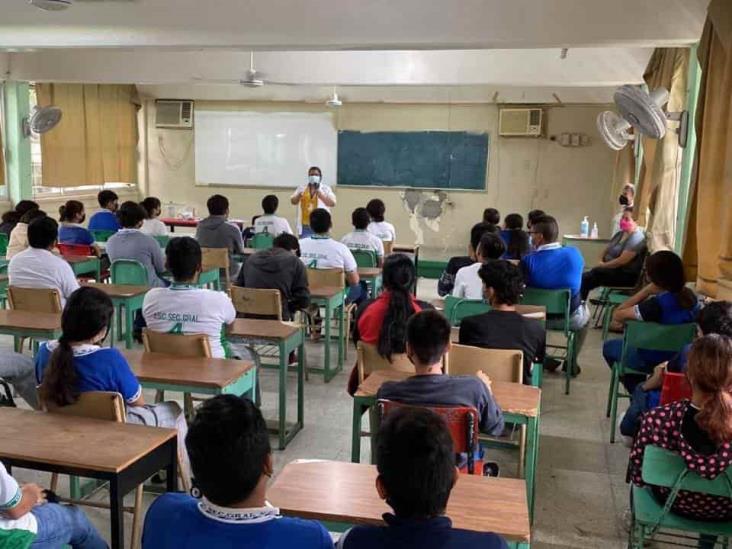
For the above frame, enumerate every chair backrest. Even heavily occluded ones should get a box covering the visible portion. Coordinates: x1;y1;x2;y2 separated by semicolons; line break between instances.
351;249;377;268
660;372;693;406
154;235;170;248
307;268;345;289
142;329;212;358
356;341;414;383
44;391;126;422
383;240;394;255
8;286;62;313
57;243;94;257
111;259;148;285
446;298;490;326
521;287;571;332
230;286;283;320
378;399;481;475
446;344;523;383
251;232;274;250
0;232;8;256
201;247;231;288
641;445;732;498
90;229;116;243
622;321;697;358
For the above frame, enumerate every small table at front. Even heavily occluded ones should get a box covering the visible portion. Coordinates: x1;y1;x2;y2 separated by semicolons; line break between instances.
0;408;177;549
357;267;383;297
309;286;345;383
160;217;245;232
228;319;305;450
351;369;541;523
82;283;149;349
65;255;101;281
0;310;62;352
269;460;531;548
123;349;257;402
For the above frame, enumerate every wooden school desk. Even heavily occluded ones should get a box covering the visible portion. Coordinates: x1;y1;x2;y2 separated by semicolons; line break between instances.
82;282;149;349
228;319;305;450
0;310;62;352
0;408;177;549
351;369;541;522
309;285;346;382
123;349;256;401
358;267;382;297
269;460;531;548
65;255;102;282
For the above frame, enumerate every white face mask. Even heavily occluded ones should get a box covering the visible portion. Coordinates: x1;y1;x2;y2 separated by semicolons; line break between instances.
308;175;321;185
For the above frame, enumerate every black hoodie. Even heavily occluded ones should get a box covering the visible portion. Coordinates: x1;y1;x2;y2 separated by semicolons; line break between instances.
236;247;310;320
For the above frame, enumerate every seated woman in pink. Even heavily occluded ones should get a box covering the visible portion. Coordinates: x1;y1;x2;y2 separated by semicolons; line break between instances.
627;334;732;521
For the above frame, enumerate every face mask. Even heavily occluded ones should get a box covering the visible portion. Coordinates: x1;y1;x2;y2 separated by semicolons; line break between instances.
619;218;634;232
619;194;630;206
308;175;321;185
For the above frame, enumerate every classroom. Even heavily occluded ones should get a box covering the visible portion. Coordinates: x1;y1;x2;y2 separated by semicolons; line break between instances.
0;0;731;547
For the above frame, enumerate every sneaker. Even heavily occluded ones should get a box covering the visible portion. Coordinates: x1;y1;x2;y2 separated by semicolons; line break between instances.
483;462;500;477
543;357;562;372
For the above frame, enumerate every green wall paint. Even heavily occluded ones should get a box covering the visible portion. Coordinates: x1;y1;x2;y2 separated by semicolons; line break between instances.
2;82;32;205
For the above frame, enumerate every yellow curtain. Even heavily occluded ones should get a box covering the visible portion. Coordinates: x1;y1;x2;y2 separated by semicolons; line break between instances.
684;0;732;297
635;48;689;252
35;83;139;187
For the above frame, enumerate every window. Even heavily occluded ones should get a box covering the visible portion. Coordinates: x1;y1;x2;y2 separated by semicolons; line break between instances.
28;84;136;198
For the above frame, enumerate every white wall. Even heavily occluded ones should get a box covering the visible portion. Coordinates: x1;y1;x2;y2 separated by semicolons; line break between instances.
143;100;617;258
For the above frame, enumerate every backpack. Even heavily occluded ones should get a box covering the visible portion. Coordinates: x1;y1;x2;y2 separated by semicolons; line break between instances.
0;379;17;407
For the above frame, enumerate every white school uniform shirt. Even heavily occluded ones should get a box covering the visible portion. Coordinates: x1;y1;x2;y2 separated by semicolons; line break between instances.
254;214;293;237
367;221;396;242
0;462;38;544
141;218;169;237
341;230;385;258
290;183;336;235
142;285;236;358
8;247;80;306
451;262;484;300
299;235;358;272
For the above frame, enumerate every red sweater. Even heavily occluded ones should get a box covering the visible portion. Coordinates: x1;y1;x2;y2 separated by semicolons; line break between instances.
356;291;423;345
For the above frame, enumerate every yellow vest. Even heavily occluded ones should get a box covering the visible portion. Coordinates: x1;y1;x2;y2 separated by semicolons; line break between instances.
300;189;319;226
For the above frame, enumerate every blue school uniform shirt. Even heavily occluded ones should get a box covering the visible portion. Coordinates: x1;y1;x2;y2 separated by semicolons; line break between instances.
634;292;699;366
88;210;121;232
338;514;509;549
142;493;333;549
520;243;584;312
58;224;95;246
34;342;141;404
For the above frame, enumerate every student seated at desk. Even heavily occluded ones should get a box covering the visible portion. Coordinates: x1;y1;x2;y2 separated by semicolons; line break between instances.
341;207;385;267
299;208;363;304
143;237;236;358
254;195;293;237
459;260;546;385
140;197;169;237
338;407;508;549
58;201;100;255
196;194;244;278
0;200;39;236
366;199;396;242
87;190;121;232
0;461;106;549
500;213;531;261
142;395;332;549
452;232;506;300
236;233;310;321
8;216;79;306
0;352;40;409
521;214;589;370
437;222;498;297
7;208;45;260
483;207;500;225
378;310;504;437
627;335;732;523
35;286;190;488
106;201;167;288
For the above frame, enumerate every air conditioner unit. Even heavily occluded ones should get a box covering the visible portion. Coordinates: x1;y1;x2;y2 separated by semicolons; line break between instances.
155;100;194;129
498;108;543;137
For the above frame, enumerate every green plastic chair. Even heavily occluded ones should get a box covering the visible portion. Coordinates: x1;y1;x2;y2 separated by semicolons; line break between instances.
90;229;116;243
443;296;490;326
154;235;170;248
111;259;147;285
352;249;378;268
0;232;8;257
607;320;696;443
630;445;732;548
520;287;575;395
252;232;274;250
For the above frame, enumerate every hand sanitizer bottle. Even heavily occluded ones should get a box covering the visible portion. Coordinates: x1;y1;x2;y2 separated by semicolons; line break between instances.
580;216;589;238
590;222;599;239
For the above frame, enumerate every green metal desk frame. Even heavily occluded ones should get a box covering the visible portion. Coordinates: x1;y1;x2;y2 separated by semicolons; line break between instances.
360;272;383;298
110;293;146;350
139;368;257;403
69;257;102;281
310;290;345;383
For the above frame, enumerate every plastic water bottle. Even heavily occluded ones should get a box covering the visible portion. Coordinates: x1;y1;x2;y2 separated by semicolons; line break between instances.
580;216;590;238
590;222;599;239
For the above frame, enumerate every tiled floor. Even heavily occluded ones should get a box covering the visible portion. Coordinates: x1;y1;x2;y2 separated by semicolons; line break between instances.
8;279;641;548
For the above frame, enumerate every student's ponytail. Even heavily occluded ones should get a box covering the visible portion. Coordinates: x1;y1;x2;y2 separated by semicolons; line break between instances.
687;334;732;444
378;254;417;361
40;337;79;407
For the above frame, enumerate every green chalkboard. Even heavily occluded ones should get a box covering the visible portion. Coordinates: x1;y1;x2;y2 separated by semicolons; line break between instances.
337;130;488;190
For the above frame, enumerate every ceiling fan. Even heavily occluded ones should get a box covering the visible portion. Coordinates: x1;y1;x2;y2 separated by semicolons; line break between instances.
192;52;301;88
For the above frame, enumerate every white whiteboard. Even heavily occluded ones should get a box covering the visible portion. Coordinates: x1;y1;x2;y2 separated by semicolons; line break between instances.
194;111;337;188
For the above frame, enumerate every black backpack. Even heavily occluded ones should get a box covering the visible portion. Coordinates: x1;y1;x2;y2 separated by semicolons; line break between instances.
0;379;16;407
